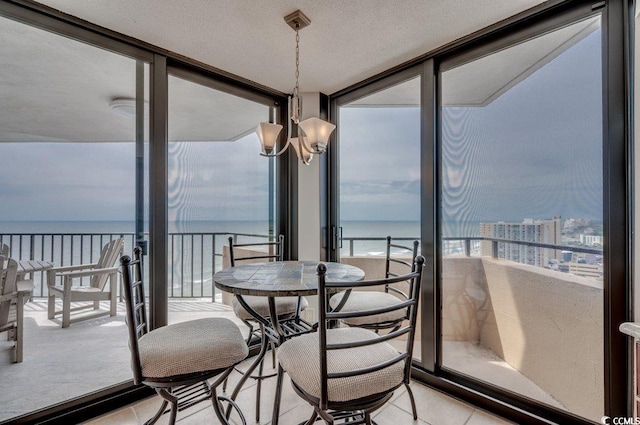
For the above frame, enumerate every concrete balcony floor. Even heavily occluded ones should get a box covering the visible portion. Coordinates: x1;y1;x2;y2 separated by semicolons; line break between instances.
1;300;525;424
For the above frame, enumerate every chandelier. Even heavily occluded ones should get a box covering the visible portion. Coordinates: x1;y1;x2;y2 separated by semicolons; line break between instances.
256;10;336;165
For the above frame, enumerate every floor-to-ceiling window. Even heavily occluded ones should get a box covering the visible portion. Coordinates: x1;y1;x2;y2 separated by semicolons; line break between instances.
0;4;287;422
332;70;422;356
0;13;150;421
166;68;277;326
330;2;630;423
439;14;604;422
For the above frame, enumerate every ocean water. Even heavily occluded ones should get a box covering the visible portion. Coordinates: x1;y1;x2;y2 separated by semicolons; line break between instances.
339;220;420;256
0;220;427;298
0;219;476;260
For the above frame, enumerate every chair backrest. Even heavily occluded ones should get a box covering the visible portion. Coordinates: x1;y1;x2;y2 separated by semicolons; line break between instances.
317;255;425;410
91;238;124;289
384;236;419;298
120;247;148;385
228;234;284;267
0;244;9;270
0;255;18;327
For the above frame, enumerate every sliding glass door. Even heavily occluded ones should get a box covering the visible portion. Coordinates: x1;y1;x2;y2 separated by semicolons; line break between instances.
333;70;422;357
439;13;604;423
0;14;149;421
166;68;277;326
330;3;628;423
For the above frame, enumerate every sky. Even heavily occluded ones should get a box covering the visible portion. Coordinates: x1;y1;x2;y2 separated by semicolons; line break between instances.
339;24;602;233
0;20;603;234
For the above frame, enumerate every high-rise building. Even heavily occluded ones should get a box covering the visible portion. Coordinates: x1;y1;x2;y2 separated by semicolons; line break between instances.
480;216;562;267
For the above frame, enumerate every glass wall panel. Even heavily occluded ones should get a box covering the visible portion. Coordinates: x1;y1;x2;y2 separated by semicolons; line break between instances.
0;15;148;421
166;73;274;327
440;16;603;421
337;76;422;357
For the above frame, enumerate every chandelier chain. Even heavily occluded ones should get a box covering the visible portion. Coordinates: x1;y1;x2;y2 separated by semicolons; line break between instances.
294;25;300;97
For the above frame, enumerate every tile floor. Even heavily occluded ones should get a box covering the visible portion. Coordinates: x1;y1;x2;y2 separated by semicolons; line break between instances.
82;357;514;425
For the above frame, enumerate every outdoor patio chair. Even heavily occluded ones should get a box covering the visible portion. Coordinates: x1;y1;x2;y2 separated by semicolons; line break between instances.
272;256;425;425
327;236;420;418
227;234;308;422
0;255;25;363
46;238;123;328
121;248;248;425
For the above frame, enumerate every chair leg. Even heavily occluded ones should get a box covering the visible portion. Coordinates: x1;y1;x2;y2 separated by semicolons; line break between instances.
405;382;418;420
256;356;265;422
46;271;55;320
303;410;318;425
15;293;24;363
109;273;117;316
316;408;334;424
364;411;373;425
243;320;254;345
47;295;55;319
62;297;71;328
271;340;277;368
271;364;285;425
212;384;246;425
211;367;246;425
143;399;168;425
93;300;100;310
156;388;178;425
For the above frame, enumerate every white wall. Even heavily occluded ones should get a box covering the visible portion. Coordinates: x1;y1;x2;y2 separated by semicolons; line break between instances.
297;92;322;261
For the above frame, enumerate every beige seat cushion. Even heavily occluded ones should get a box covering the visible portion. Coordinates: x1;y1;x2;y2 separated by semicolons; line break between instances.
232;295;308;320
329;291;407;326
138;317;248;379
278;327;405;402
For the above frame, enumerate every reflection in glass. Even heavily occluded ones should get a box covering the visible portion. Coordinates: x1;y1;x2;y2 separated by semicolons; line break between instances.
167;74;274;308
440;16;603;421
0;15;149;421
338;76;422;359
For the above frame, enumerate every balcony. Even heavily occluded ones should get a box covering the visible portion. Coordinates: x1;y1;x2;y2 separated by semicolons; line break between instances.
0;233;603;420
0;231;603;423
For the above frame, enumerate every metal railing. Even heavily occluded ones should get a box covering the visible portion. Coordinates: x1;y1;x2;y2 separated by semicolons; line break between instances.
0;231;270;299
1;232;603;299
341;235;602;257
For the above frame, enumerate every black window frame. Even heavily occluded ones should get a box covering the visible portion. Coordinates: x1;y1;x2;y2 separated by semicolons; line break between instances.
328;1;633;423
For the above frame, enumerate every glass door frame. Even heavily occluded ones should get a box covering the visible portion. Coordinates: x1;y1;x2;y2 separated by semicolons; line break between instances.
0;2;157;424
150;61;291;328
0;2;291;424
328;1;633;423
432;2;631;423
328;62;437;369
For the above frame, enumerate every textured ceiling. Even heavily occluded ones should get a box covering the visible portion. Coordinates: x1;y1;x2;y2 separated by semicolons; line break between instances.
34;0;547;95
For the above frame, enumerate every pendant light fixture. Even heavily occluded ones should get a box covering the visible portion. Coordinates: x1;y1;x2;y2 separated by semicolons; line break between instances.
256;10;336;165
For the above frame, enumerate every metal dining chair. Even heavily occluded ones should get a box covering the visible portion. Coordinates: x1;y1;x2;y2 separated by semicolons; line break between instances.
272;255;425;425
328;236;420;418
120;247;248;425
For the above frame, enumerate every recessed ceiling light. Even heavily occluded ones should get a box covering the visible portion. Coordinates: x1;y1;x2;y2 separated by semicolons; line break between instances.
109;97;149;119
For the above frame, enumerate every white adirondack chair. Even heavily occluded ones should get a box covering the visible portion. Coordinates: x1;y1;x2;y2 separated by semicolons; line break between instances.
47;238;123;328
0;255;25;362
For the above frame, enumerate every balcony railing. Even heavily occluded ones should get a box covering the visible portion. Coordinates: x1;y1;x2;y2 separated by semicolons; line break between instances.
1;231;603;299
0;231;270;299
342;236;602;257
